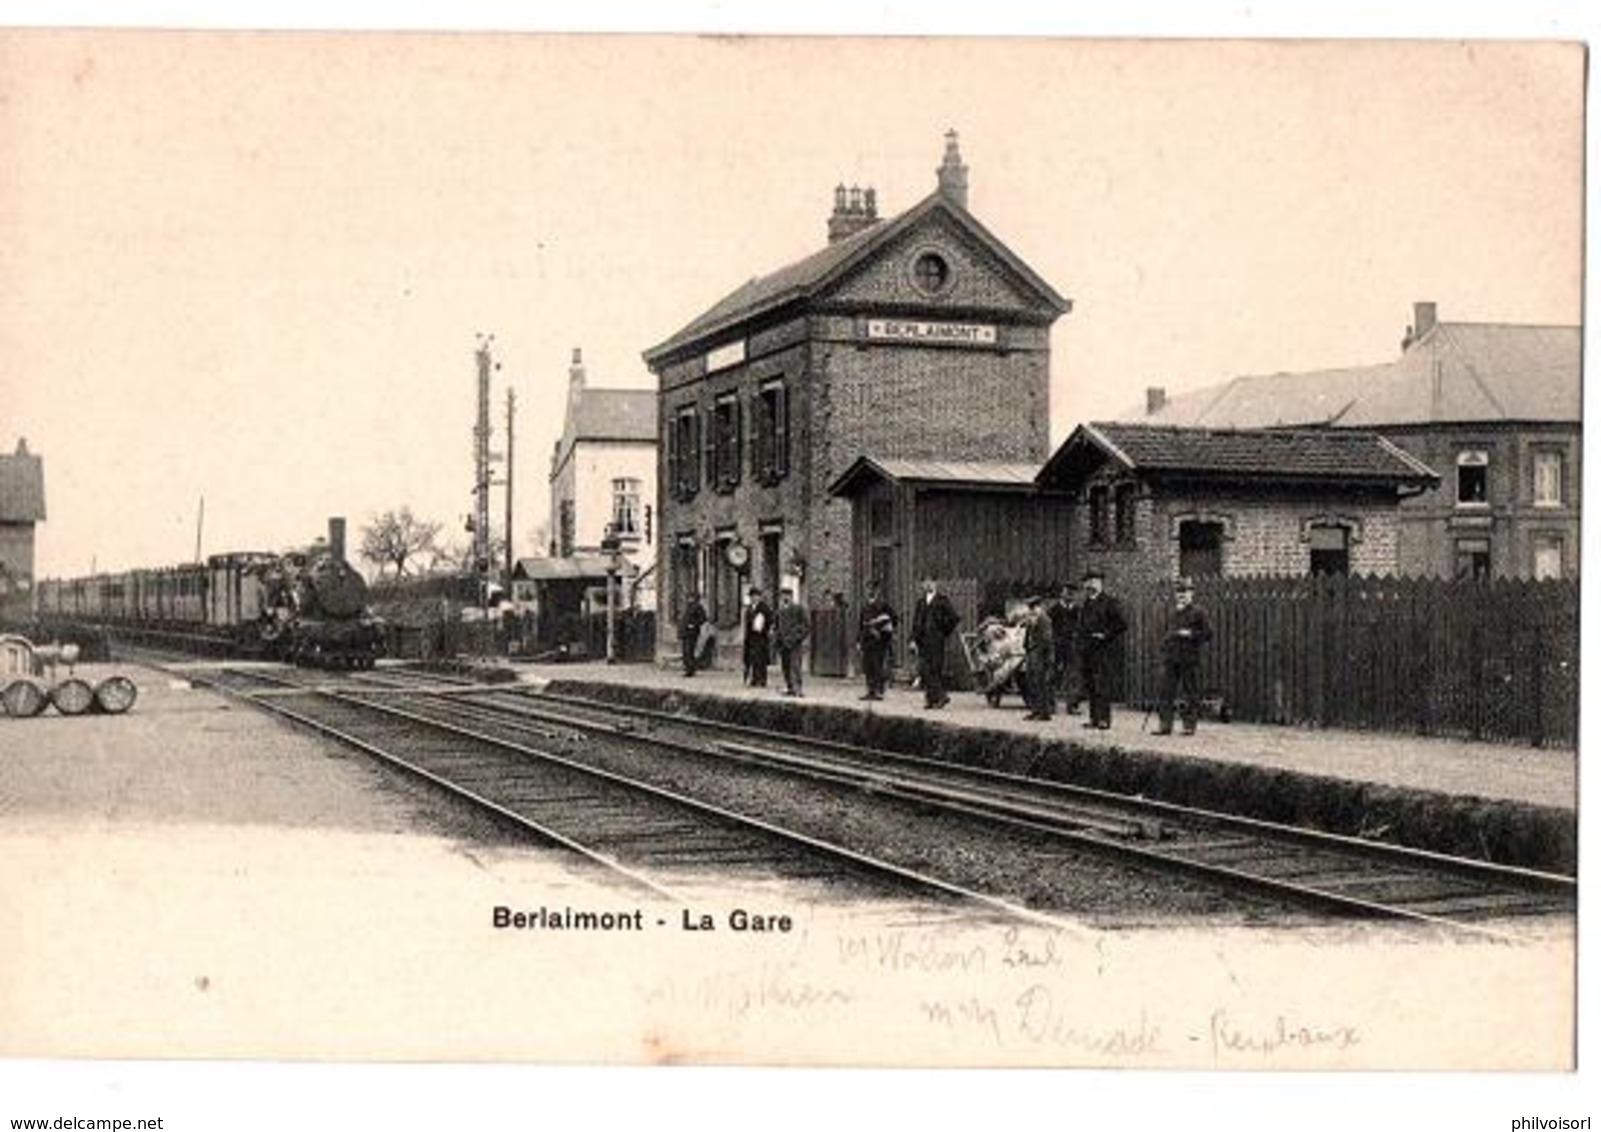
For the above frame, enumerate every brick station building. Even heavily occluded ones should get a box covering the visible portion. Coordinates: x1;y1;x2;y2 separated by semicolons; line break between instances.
643;132;1070;665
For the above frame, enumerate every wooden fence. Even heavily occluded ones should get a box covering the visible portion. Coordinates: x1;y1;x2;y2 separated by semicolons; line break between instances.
1111;575;1578;747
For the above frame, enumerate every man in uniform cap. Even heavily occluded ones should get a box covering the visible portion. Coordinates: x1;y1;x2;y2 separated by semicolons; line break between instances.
1022;594;1056;721
1048;581;1082;713
774;588;810;697
680;590;709;677
857;580;897;701
1155;576;1213;735
1076;568;1126;729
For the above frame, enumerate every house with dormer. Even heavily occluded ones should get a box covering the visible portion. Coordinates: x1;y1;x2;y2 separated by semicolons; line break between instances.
642;132;1070;662
1133;304;1581;579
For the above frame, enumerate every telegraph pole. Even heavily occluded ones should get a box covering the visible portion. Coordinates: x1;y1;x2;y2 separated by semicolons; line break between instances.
473;335;495;615
504;386;516;580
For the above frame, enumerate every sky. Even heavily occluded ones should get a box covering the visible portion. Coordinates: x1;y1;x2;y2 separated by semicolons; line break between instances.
0;29;1584;577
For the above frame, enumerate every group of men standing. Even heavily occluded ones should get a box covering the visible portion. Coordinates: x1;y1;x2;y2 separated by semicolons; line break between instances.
681;571;1213;735
678;586;809;696
1012;569;1127;725
1018;571;1214;733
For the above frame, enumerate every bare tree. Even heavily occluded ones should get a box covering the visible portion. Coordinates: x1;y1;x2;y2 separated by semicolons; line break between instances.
359;508;441;578
429;532;507;576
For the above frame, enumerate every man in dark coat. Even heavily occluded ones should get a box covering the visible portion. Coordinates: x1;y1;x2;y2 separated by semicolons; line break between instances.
680;590;708;677
742;587;771;687
773;588;810;696
1022;595;1056;721
1077;569;1126;729
909;577;959;709
1048;582;1082;714
857;580;897;701
1155;577;1214;736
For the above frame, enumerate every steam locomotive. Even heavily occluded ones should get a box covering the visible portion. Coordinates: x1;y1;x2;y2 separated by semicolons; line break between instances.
33;519;385;668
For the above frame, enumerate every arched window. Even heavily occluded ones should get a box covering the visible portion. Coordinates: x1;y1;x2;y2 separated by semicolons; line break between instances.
1308;524;1350;576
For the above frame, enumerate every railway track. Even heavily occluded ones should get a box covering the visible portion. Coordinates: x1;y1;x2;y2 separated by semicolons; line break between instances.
166;661;1573;941
444;683;1576;942
173;663;1102;932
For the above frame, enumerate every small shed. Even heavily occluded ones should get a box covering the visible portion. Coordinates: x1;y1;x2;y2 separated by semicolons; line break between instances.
827;456;1073;666
512;555;639;613
1034;423;1440;588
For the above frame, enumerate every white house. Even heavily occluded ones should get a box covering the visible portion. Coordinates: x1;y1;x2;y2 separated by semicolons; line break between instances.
547;349;659;609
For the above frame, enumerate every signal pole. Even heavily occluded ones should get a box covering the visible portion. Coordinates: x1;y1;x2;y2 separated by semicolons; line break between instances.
504;386;516;580
473;335;495;614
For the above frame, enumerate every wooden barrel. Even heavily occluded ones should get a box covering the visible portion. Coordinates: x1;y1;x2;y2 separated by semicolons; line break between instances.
50;678;96;716
93;675;139;715
1;677;49;718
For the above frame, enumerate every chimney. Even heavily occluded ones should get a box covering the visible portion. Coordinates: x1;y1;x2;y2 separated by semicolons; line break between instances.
828;182;880;243
1413;301;1437;337
328;517;347;562
936;129;969;209
568;347;586;390
1146;386;1168;416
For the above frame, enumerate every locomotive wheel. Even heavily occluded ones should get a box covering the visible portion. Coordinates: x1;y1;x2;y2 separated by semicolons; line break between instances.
2;678;49;718
93;676;139;715
49;678;96;716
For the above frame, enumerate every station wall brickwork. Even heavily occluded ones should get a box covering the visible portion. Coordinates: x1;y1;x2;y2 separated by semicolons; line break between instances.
1073;477;1404;591
649;198;1064;663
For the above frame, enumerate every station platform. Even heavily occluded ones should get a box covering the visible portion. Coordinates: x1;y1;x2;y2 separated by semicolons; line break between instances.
504;658;1578;873
513;660;1575;812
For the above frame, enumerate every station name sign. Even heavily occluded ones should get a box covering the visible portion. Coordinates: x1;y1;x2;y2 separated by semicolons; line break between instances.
705;340;747;373
865;319;998;346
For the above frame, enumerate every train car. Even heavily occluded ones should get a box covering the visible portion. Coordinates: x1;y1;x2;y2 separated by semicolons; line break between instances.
207;552;275;630
33;519;382;665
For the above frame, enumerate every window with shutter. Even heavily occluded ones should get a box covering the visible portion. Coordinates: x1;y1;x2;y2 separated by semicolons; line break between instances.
700;407;714;490
713;393;741;490
755;380;790;484
666;415;680;497
672;407;702;500
774;383;790;478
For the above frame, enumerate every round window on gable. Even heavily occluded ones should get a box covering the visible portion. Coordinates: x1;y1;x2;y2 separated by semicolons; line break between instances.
911;251;952;296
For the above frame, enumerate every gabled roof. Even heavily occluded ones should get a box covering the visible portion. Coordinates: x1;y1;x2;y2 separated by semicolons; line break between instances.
552;386;657;476
1037;423;1440;490
0;441;46;522
644;191;1070;364
828;454;1043;498
1135;321;1580;429
570;388;657;443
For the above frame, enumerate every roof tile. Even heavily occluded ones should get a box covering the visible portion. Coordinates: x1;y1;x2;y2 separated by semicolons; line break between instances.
1057;423;1439;484
1133;321;1579;428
